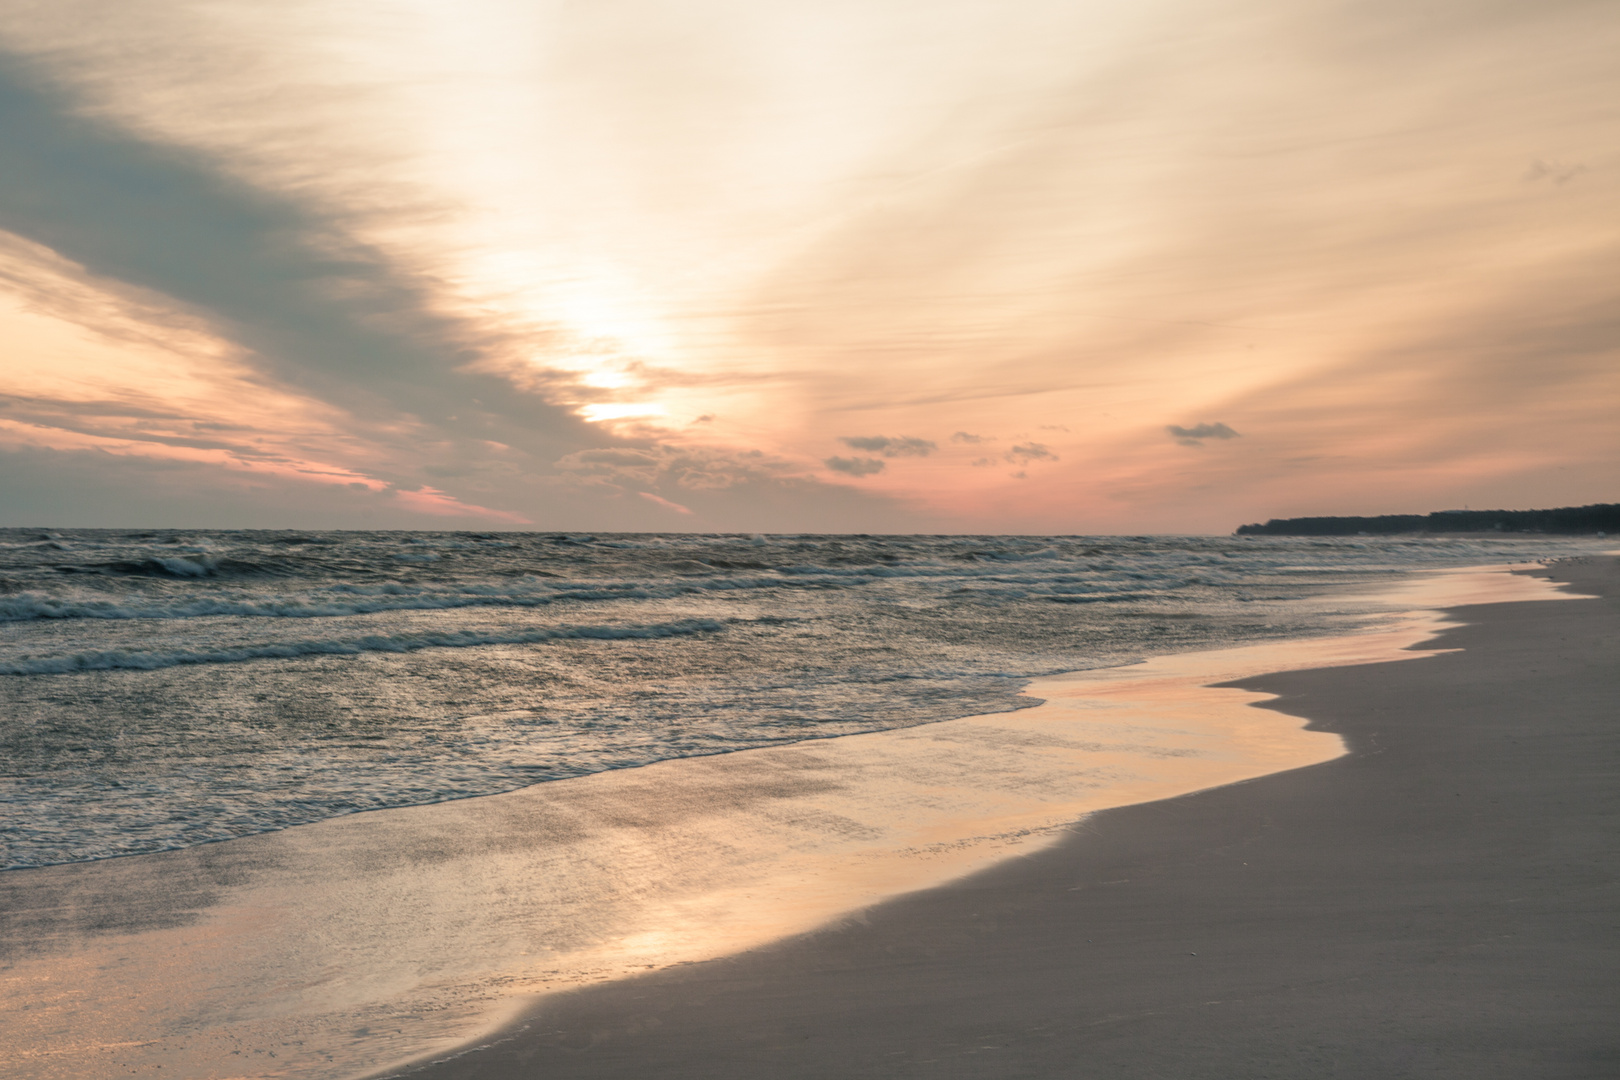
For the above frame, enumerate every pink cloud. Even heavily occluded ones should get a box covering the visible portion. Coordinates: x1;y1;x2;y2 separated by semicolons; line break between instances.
638;491;695;515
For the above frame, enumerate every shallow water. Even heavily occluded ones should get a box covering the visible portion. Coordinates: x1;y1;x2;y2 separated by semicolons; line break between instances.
0;530;1603;869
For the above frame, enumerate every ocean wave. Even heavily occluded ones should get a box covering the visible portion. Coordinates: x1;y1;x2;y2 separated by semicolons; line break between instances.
0;580;738;622
0;556;1309;624
0;618;724;675
0;570;1165;623
52;555;302;579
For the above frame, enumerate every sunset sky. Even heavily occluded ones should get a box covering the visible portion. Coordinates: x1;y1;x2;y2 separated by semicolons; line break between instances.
0;0;1613;533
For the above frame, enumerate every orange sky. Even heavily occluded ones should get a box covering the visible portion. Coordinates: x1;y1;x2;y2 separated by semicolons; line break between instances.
0;0;1613;532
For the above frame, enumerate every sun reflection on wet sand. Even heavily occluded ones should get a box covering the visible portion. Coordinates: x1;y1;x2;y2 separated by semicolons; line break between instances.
0;566;1583;1080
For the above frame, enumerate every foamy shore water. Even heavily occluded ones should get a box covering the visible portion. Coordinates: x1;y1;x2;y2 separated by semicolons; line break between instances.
0;565;1583;1080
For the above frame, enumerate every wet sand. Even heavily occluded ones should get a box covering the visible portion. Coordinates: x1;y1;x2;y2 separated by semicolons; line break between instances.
391;557;1619;1080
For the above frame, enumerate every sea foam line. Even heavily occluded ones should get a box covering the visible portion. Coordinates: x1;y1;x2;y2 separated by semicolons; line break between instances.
0;618;724;675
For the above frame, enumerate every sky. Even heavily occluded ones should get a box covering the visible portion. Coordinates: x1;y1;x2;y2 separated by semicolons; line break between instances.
0;0;1614;534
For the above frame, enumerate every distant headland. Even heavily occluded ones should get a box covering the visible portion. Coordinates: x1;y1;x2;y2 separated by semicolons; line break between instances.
1235;503;1618;537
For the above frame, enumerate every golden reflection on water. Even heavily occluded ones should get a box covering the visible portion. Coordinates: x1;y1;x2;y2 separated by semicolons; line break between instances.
0;567;1579;1080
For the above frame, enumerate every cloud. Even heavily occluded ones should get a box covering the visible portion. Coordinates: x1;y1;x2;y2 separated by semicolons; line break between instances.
824;455;886;476
638;491;694;515
0;442;515;529
3;0;1614;535
1167;422;1240;446
1005;442;1058;464
839;435;936;457
554;444;798;492
544;441;929;530
1523;158;1587;185
0;60;604;504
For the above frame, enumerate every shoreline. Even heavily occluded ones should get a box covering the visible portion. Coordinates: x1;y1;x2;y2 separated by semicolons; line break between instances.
387;556;1619;1079
0;562;1598;1079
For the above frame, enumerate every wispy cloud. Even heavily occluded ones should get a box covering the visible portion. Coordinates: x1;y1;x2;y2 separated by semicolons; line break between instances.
638;491;694;515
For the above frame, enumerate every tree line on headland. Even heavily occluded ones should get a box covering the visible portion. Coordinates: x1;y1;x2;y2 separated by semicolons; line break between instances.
1234;503;1619;536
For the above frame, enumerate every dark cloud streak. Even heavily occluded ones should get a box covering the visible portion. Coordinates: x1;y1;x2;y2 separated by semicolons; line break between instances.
1005;442;1057;464
0;56;594;475
839;435;936;457
1167;422;1239;446
824;455;886;476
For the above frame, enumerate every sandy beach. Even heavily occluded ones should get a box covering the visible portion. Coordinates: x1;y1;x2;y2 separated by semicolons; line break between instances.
389;556;1619;1079
2;558;1611;1079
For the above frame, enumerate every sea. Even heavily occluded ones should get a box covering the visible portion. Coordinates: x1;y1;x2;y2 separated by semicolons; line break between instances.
0;528;1599;872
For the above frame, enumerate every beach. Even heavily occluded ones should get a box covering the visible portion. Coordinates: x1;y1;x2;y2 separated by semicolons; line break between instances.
4;1;1612;1071
1;549;1613;1079
389;556;1618;1079
3;0;1615;1072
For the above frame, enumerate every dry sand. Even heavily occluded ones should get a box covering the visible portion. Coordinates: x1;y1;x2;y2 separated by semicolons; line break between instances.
389;557;1619;1080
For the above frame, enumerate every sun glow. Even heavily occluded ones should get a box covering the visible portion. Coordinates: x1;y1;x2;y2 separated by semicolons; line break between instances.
578;368;634;390
579;402;668;423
